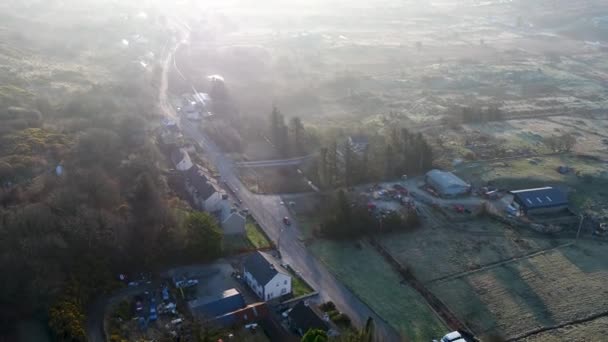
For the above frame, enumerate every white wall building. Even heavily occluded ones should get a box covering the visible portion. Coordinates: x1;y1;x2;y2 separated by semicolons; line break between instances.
171;148;193;171
243;252;292;301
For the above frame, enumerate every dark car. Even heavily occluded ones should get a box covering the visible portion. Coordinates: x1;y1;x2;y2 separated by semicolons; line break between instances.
283;217;291;226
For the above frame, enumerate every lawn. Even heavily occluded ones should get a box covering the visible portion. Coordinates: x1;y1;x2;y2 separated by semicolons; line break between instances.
430;240;608;339
245;220;272;249
288;270;314;298
310;239;446;341
224;219;271;254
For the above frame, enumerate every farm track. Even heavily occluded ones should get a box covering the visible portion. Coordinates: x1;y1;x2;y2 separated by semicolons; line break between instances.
413;110;607;132
544;118;608;139
426;242;573;285
509;309;608;341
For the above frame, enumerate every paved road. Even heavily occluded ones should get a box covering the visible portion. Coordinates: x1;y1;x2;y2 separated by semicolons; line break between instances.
180;120;401;341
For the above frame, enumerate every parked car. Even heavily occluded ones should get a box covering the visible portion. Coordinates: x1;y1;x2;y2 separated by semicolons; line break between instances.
283;217;291;226
440;331;464;342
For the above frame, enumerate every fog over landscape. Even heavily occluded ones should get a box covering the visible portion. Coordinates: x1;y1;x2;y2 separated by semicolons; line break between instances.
1;1;608;341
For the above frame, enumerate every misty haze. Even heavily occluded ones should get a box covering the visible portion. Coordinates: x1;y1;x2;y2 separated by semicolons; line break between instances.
1;1;608;341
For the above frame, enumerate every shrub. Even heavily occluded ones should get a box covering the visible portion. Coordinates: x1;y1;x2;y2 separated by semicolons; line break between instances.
319;301;336;312
332;313;352;328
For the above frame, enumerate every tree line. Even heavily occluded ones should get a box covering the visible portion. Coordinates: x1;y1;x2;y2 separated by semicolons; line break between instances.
312;127;434;189
319;190;420;239
0;89;225;341
269;106;308;158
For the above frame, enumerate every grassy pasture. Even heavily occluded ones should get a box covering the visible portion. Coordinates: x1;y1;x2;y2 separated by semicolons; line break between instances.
430;240;608;339
310;238;446;341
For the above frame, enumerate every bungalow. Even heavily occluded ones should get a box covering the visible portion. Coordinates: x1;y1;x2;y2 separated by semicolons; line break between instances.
171;147;193;171
185;165;223;212
288;301;330;337
243;251;292;301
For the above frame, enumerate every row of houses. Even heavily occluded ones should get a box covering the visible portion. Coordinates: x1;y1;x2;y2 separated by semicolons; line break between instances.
162;120;246;235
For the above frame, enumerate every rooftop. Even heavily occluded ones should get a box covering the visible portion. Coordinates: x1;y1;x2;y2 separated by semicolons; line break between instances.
426;169;470;189
170;147;188;166
243;251;289;286
510;186;568;210
188;288;245;318
289;301;329;335
186;164;219;200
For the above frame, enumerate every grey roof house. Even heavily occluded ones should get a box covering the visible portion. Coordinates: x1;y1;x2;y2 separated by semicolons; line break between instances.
220;202;246;235
243;252;292;301
288;301;329;336
185;164;223;212
170;147;193;171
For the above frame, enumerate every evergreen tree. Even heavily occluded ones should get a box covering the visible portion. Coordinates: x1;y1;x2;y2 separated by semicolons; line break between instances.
326;140;338;187
290;116;305;156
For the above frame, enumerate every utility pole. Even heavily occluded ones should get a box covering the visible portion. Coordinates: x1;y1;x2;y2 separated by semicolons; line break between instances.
277;226;285;259
575;214;584;244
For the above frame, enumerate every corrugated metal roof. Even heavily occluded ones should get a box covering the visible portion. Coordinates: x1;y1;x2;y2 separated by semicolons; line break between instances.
510;187;568;210
426;169;470;195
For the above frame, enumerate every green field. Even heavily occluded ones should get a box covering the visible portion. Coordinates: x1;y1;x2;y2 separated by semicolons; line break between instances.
380;218;564;283
429;240;608;339
310;239;446;341
521;316;608;342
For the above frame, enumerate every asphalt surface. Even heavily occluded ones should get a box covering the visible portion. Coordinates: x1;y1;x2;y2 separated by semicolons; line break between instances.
180;120;401;341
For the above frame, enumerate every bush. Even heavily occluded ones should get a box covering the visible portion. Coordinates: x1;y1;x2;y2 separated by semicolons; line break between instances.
114;300;131;321
319;301;336;312
331;313;352;328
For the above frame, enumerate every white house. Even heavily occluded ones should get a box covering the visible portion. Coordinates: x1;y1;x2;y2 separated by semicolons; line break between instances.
220;202;246;235
171;148;193;171
243;251;292;301
185;165;223;212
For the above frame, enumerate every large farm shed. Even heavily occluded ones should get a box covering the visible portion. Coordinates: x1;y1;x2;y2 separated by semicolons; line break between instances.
510;186;568;215
425;169;471;197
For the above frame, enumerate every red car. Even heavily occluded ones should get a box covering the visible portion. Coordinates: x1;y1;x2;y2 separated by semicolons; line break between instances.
283;217;291;226
453;205;465;213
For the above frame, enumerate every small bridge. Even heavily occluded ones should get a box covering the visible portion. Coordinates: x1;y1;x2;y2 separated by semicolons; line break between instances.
234;154;316;168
